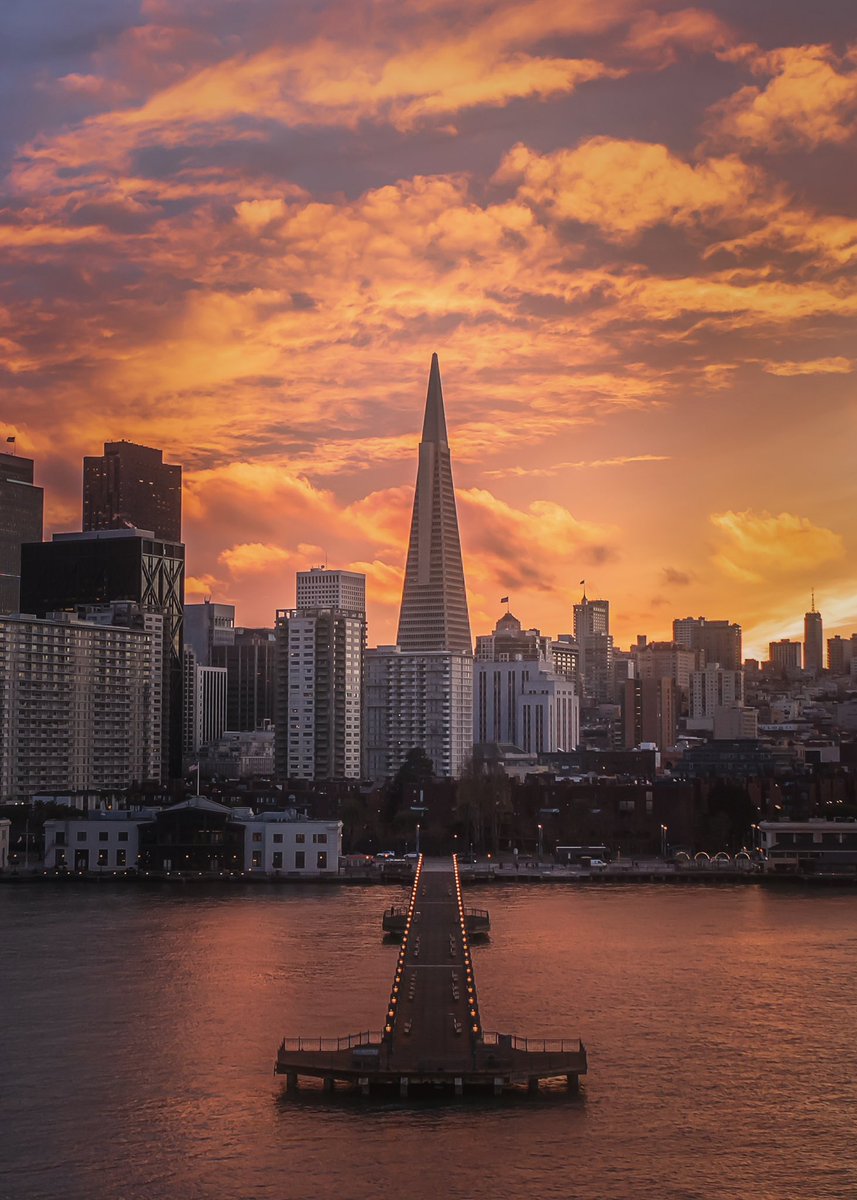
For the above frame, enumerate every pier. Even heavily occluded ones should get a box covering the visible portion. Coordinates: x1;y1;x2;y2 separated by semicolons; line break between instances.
274;854;587;1095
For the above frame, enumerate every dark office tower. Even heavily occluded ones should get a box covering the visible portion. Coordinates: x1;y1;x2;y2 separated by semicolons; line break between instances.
396;354;471;654
804;595;823;676
83;441;182;542
0;449;44;613
214;627;276;731
20;530;185;779
673;617;742;671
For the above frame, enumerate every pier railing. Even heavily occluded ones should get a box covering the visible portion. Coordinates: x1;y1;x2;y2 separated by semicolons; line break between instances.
279;1031;383;1053
481;1033;585;1054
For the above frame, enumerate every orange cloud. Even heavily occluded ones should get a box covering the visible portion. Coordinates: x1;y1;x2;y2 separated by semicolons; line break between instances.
218;542;292;576
762;356;854;376
710;510;845;583
624;7;733;64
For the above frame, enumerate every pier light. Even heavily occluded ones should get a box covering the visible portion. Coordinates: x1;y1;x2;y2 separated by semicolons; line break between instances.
385;1024;392;1034
472;1024;479;1034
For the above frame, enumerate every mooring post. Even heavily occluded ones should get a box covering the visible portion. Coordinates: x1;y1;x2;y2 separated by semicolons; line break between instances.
528;1077;539;1094
400;1076;409;1097
493;1077;503;1096
323;1076;334;1093
454;1077;463;1096
567;1073;579;1093
360;1076;370;1096
286;1070;298;1092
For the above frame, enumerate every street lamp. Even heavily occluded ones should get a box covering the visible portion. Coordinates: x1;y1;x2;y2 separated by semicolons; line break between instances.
416;823;421;856
537;823;543;861
660;823;668;859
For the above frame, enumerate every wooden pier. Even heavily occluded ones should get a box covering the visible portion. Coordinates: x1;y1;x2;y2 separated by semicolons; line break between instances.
274;854;587;1096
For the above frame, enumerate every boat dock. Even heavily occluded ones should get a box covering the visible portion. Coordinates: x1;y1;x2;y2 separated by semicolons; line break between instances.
274;854;587;1095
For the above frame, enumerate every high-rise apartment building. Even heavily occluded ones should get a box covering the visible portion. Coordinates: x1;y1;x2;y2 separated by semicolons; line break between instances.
275;604;365;781
769;639;802;671
804;598;823;676
0;608;163;800
632;641;698;690
20;529;185;777
396;354;471;655
365;356;474;779
216;626;276;731
83;440;182;542
622;677;678;751
828;634;857;675
296;568;366;613
182;646;228;757
0;449;43;613
673;617;742;671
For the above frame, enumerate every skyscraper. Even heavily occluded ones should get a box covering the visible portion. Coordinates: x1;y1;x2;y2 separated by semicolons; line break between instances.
396;354;471;655
573;593;613;701
673;616;742;671
83;441;182;542
365;355;474;779
804;595;823;676
0;449;43;613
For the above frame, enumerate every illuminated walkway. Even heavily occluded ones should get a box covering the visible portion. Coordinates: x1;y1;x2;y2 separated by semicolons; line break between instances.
274;855;587;1095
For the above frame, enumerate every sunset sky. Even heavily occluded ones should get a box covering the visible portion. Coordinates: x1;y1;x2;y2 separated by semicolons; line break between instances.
2;0;855;657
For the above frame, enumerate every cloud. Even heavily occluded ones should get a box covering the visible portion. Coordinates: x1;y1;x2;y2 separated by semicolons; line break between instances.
707;43;857;151
710;510;845;584
761;356;854;376
483;454;670;478
218;541;292;576
662;567;692;586
624;7;733;65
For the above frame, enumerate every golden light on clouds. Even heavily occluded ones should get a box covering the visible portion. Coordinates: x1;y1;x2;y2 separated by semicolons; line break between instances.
2;0;855;657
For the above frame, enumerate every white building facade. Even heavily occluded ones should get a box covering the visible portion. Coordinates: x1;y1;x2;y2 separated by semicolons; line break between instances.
364;647;473;779
474;659;579;754
182;645;228;756
296;568;366;613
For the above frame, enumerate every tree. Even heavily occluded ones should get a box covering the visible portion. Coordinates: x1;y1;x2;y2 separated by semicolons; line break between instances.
382;747;434;828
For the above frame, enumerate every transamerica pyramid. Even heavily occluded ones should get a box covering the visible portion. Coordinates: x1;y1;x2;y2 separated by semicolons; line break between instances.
396;353;472;654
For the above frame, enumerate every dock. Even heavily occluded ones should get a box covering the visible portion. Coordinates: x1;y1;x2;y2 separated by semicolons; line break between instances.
274;854;587;1095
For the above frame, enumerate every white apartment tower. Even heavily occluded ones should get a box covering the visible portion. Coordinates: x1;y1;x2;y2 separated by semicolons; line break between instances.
182;645;228;757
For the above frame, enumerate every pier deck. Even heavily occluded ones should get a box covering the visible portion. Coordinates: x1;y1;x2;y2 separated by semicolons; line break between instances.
275;855;587;1094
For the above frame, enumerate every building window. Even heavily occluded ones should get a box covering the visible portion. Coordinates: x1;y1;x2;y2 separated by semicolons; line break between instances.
295;833;305;844
251;850;262;867
77;831;87;842
272;851;283;869
99;831;109;842
118;831;129;843
55;831;66;847
313;833;327;844
97;849;108;866
252;832;263;843
273;833;283;844
295;851;305;869
317;851;327;870
116;849;126;867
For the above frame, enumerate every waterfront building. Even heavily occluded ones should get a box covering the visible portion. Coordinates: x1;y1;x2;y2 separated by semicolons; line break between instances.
0;449;43;614
804;598;823;676
83;440;181;542
364;646;473;779
296;567;366;613
20;528;185;776
760;820;857;877
673;616;742;671
182;646;228;758
42;801;342;876
0;609;163;801
365;355;474;779
198;727;274;779
769;639;802;672
275;599;365;782
0;817;9;869
185;600;235;665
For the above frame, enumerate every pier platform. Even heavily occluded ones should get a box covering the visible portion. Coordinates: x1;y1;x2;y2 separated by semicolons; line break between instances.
275;855;586;1095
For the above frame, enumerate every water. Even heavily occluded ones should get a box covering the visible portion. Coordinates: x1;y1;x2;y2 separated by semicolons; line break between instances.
1;880;856;1200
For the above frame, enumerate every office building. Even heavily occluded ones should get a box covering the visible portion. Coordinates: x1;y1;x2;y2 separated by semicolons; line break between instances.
769;639;802;671
83;440;181;542
633;640;697;690
550;635;580;681
182;646;228;757
0;449;43;613
622;677;678;751
185;600;235;665
275;593;366;781
296;568;366;613
673;617;742;671
828;634;857;676
690;664;744;720
216;626;276;731
573;594;613;701
396;354;472;655
0;609;162;801
475;610;550;662
474;658;578;754
20;529;185;777
804;597;823;676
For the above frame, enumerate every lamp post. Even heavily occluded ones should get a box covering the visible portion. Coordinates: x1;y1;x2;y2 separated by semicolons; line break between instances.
660;823;668;859
416;823;421;856
537;823;543;862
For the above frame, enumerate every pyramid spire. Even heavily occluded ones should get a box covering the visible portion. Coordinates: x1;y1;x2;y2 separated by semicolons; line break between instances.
421;352;449;445
396;354;472;655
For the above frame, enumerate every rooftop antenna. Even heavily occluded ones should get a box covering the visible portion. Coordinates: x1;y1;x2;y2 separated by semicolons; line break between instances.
811;587;816;613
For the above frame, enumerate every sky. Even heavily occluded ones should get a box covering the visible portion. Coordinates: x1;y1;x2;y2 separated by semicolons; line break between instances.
1;0;856;658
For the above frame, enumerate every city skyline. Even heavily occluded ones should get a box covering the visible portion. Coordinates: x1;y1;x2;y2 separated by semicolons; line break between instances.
2;1;856;656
